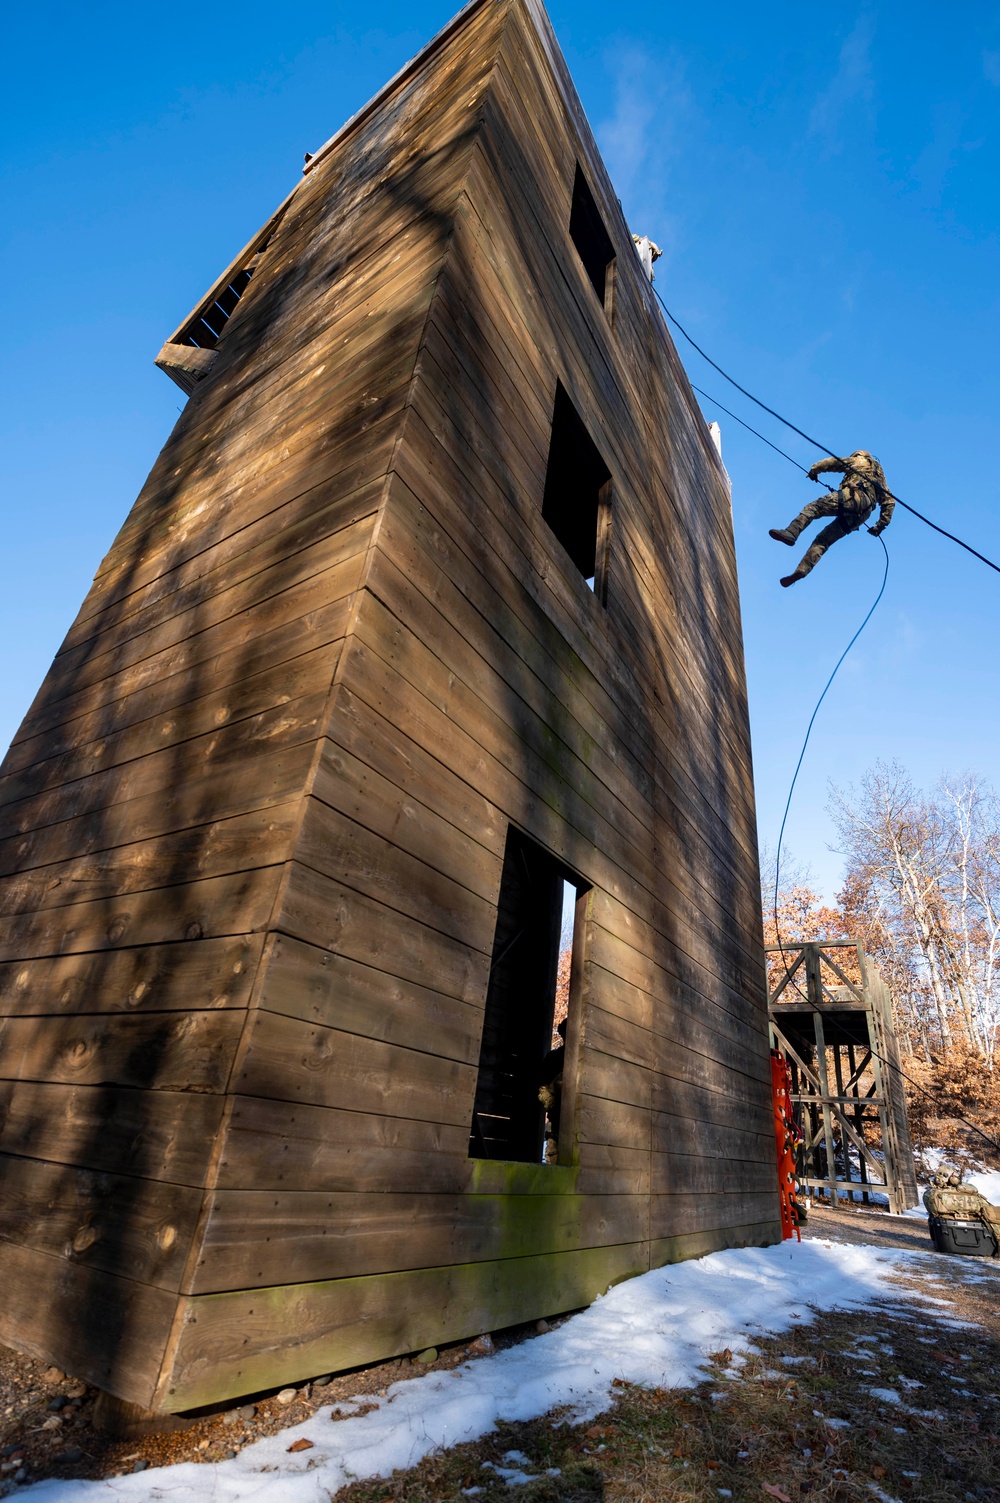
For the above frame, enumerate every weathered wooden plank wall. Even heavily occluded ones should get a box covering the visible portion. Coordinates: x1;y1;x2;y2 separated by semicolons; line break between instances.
0;0;507;1408
0;0;777;1413
157;0;777;1409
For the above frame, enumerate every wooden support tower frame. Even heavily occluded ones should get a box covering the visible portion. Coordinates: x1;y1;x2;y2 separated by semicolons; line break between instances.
767;941;919;1214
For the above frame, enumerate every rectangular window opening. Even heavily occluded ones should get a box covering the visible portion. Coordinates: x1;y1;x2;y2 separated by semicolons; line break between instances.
542;384;612;601
469;829;589;1164
158;222;284;394
182;264;255;350
180;235;276;351
569;165;616;313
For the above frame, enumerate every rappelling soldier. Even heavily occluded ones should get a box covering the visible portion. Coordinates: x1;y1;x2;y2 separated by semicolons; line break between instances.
769;450;894;586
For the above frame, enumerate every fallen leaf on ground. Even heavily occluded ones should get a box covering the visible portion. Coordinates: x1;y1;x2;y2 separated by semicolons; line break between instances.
286;1438;314;1453
763;1485;791;1502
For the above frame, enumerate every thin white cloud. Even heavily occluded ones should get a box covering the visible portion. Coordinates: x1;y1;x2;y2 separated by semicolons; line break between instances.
594;43;691;257
809;12;875;141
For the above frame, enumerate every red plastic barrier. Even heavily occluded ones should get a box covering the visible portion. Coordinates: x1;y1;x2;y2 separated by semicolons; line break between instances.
771;1048;803;1242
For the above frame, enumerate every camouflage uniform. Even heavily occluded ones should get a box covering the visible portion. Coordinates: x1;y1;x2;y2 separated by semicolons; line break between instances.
770;450;894;587
923;1167;1000;1242
538;1021;566;1165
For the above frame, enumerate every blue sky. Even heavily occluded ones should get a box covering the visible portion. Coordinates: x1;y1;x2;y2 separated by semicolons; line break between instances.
2;1;998;901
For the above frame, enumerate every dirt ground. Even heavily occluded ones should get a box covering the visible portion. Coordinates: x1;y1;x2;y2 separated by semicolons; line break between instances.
0;1203;997;1499
0;1316;560;1489
805;1203;947;1254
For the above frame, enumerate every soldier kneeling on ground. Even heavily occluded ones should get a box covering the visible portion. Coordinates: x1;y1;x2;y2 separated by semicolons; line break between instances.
923;1166;1000;1254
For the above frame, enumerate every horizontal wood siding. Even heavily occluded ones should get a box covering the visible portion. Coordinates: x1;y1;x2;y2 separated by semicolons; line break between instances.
0;1240;176;1410
158;1239;648;1411
184;0;774;1362
0;0;511;1411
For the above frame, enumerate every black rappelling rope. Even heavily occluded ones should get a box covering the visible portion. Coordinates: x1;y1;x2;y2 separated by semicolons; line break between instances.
670;302;1000;1161
771;534;890;994
659;292;1000;577
689;383;815;476
758;525;1000;1160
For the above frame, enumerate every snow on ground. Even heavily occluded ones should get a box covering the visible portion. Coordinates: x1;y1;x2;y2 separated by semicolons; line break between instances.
966;1167;1000;1201
19;1237;938;1503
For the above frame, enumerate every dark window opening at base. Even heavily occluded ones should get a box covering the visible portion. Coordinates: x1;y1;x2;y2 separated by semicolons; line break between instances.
469;828;589;1164
542;384;612;601
569;165;616;313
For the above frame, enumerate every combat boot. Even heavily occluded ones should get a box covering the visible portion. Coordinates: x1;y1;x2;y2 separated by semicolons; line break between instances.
780;569;807;588
769;528;796;546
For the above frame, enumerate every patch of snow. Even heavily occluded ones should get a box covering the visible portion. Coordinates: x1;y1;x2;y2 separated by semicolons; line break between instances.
968;1167;1000;1202
868;1388;902;1405
869;1485;904;1503
483;1459;536;1486
16;1239;943;1503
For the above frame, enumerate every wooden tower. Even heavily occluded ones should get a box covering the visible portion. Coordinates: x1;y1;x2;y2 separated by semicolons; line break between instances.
768;941;919;1213
0;0;778;1414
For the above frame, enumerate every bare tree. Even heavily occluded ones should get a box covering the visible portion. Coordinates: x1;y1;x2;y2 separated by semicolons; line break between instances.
830;762;1000;1065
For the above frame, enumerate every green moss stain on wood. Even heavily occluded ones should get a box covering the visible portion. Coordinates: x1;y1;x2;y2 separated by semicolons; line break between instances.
159;1240;647;1411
